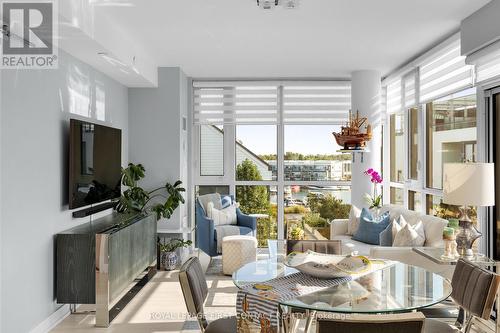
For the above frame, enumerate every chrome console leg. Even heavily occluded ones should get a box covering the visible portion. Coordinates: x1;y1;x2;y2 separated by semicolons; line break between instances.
95;233;110;327
304;310;316;333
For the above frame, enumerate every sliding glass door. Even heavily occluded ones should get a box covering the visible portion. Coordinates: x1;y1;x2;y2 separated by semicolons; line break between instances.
488;89;500;259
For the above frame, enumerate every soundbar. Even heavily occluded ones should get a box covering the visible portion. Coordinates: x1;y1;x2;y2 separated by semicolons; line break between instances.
72;201;117;218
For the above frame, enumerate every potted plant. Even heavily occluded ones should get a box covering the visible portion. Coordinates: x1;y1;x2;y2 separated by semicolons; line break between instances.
115;163;185;221
159;238;192;271
363;168;383;217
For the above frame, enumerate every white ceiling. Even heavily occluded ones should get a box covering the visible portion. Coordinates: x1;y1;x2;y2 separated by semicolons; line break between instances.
91;0;490;79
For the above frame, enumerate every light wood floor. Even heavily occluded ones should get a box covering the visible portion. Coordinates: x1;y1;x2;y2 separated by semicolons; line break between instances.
51;269;238;333
51;252;492;333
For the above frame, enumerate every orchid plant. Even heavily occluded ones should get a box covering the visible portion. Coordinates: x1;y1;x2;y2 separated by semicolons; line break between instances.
363;168;383;210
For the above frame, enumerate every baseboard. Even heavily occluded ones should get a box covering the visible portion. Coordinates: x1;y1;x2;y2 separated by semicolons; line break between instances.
30;304;71;333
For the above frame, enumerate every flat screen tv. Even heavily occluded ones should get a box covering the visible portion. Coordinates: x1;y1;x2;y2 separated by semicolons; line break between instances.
69;119;122;209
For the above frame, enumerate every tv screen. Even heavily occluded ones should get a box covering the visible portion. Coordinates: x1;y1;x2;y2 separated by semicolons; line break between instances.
69;119;122;209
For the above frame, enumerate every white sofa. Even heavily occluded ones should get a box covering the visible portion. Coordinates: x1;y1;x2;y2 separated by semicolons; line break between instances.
330;204;455;279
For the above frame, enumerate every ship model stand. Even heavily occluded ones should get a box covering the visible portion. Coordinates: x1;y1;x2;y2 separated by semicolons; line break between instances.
333;110;372;151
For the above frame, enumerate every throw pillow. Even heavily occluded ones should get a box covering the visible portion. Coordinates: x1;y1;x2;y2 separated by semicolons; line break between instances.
207;202;237;226
379;222;393;246
393;221;426;247
352;208;391;245
221;196;232;209
391;215;408;240
347;205;362;235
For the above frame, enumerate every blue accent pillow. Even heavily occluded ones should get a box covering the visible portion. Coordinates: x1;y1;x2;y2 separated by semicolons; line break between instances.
379;221;393;246
221;196;232;209
352;208;391;245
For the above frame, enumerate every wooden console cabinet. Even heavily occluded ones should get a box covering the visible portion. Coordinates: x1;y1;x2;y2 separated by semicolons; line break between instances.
56;212;156;326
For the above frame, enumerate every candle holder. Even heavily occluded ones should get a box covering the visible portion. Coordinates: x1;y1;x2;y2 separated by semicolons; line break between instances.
442;227;459;260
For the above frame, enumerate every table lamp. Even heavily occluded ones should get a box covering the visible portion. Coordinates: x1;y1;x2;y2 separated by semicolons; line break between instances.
443;163;495;257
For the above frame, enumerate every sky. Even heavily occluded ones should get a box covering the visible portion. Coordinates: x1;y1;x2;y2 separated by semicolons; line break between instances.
236;125;343;155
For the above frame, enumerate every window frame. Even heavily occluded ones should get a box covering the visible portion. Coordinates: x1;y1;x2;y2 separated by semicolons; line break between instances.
383;73;488;253
193;82;352;241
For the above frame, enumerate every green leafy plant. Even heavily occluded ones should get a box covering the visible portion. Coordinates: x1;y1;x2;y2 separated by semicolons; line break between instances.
159;238;192;253
302;212;327;228
115;163;185;221
289;225;304;240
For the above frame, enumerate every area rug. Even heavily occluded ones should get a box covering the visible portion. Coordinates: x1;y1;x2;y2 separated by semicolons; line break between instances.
205;256;224;276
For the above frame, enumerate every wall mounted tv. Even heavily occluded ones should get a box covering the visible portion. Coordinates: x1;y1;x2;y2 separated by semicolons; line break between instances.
69;119;122;209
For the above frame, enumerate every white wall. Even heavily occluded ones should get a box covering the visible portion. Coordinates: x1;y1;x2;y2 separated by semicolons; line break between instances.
350;70;382;209
0;50;128;333
128;67;189;232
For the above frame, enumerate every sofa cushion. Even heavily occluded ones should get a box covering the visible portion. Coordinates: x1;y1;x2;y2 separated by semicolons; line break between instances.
330;235;373;256
198;193;222;214
420;215;448;247
347;205;362;236
381;204;420;225
352;208;391;245
393;221;425;247
379;222;393;246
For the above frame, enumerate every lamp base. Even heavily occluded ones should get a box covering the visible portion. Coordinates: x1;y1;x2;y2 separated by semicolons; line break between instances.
456;206;481;258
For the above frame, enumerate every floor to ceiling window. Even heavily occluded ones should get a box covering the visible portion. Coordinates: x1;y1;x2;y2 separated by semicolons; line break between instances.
383;35;479;226
194;81;352;246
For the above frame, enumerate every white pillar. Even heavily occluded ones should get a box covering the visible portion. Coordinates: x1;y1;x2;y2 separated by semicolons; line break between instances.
350;70;382;209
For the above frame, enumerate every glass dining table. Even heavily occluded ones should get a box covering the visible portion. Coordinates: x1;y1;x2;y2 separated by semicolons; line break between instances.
233;257;452;332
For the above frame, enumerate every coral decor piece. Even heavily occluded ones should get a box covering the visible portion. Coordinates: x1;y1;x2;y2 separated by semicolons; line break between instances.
364;168;383;211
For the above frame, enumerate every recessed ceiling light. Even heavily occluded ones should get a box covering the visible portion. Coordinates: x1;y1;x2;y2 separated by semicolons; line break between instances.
256;0;298;9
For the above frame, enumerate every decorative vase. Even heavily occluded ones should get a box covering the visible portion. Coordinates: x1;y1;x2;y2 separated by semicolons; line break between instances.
370;207;381;219
161;251;178;271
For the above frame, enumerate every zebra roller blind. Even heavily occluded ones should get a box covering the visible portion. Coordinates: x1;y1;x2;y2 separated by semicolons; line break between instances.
419;37;474;103
193;81;351;125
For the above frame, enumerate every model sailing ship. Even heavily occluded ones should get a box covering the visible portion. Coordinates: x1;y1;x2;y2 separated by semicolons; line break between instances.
332;110;372;150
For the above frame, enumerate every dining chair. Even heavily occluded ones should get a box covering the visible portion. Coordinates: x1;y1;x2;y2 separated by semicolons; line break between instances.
286;240;342;255
316;312;426;333
178;256;237;333
424;258;500;333
285;240;342;332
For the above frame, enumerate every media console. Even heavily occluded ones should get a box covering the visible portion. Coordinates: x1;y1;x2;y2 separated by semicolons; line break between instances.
56;212;157;327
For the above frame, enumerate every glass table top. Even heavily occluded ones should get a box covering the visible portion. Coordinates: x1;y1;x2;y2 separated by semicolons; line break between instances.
233;258;452;314
412;247;496;266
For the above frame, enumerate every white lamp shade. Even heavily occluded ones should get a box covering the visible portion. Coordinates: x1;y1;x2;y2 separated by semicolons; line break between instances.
443;163;495;207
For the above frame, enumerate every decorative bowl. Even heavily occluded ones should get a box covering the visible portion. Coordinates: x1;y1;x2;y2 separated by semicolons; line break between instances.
284;250;372;279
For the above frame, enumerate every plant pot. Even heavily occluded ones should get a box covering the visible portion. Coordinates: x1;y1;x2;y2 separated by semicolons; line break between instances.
161;251;178;271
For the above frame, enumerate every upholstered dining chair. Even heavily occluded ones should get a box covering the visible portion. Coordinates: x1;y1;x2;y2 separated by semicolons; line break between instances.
286;240;342;255
178;256;237;333
316;312;426;333
423;258;500;333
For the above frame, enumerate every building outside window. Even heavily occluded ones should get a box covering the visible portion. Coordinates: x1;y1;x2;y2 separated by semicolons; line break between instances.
425;88;477;190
